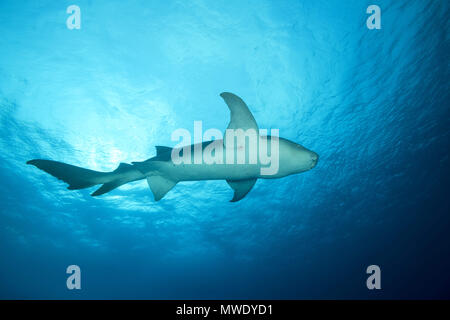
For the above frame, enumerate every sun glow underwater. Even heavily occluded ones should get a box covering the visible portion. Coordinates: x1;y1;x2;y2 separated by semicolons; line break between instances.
0;0;449;301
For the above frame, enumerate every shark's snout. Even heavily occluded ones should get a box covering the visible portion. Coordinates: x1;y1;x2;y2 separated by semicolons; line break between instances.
310;152;319;169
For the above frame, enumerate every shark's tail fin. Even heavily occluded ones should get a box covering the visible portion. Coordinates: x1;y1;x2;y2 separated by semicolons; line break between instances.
27;159;134;196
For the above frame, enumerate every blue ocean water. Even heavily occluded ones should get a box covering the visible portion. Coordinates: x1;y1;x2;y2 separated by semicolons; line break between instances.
0;0;449;299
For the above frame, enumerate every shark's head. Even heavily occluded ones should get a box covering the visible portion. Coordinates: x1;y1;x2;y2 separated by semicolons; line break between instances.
294;144;319;172
277;137;319;176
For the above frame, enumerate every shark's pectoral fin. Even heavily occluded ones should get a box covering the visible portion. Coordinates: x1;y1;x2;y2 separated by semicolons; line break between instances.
146;175;177;201
220;92;259;148
226;178;257;202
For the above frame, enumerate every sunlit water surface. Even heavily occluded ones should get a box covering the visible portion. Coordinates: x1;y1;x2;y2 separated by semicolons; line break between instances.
0;0;449;299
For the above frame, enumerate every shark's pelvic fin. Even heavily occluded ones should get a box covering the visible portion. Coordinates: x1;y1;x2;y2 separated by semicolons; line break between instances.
146;175;177;201
133;159;177;201
226;178;257;202
220;92;259;148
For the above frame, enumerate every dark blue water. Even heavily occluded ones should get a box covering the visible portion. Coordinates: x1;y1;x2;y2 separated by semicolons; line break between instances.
0;0;449;299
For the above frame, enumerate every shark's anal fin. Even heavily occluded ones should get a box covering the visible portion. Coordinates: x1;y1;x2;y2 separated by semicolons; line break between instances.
220;92;259;148
226;178;257;202
91;180;125;196
147;175;177;201
91;163;133;196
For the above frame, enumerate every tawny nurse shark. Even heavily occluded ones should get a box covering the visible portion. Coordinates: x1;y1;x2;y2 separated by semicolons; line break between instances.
27;92;318;202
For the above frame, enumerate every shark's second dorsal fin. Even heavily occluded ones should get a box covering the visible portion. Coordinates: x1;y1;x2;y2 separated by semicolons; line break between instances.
220;92;258;148
226;178;257;202
113;162;133;173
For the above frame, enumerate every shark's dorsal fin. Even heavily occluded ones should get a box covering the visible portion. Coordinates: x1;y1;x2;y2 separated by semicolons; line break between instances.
220;92;258;148
155;146;172;156
147;175;177;201
134;146;172;164
226;178;257;202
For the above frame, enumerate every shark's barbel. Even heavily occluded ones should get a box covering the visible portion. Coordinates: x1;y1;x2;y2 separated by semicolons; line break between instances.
27;92;318;202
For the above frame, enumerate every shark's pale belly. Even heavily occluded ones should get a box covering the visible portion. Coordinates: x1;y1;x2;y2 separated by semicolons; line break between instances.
159;161;261;182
